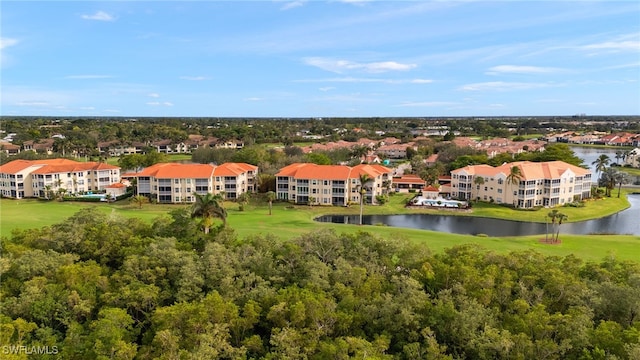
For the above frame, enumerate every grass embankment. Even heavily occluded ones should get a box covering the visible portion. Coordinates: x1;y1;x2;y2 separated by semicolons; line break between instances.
1;191;638;262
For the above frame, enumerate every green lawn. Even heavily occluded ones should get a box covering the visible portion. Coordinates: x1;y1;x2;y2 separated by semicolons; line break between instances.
104;153;193;166
620;167;640;177
1;192;638;261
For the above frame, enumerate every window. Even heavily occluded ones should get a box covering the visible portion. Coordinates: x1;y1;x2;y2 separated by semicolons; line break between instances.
497;179;503;185
174;179;180;184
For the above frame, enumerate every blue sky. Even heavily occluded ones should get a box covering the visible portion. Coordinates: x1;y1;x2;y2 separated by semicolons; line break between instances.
1;1;639;118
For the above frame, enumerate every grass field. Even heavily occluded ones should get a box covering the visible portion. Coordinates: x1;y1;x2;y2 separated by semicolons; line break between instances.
1;191;638;262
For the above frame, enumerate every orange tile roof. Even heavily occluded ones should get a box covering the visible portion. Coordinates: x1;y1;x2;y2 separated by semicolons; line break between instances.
31;161;119;174
136;163;215;179
452;161;590;180
350;164;392;179
0;159;113;175
213;162;258;176
277;163;352;180
276;163;392;181
106;183;127;188
393;174;426;184
423;185;440;192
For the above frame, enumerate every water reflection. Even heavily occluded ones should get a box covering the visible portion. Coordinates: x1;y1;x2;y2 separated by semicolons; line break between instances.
315;195;640;237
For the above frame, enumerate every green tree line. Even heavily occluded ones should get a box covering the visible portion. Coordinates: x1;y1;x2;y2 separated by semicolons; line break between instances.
1;208;639;359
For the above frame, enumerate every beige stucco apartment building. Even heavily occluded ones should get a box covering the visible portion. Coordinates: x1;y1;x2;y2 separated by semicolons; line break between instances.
450;161;592;208
276;163;393;206
130;162;258;203
0;159;121;199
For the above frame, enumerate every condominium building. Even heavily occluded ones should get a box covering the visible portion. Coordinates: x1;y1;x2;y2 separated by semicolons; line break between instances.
0;159;121;199
276;163;393;206
213;162;259;199
450;161;592;208
131;162;258;203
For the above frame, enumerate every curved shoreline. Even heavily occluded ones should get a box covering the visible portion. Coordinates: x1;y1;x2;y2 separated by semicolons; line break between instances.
310;192;636;225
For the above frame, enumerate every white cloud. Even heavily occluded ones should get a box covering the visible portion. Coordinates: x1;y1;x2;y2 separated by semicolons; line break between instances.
458;81;555;91
17;101;50;107
79;107;96;110
295;77;427;84
280;1;306;11
580;40;639;52
244;97;264;101
319;87;335;91
146;101;173;106
81;11;115;21
396;101;458;107
486;65;563;75
338;0;373;4
0;38;19;50
179;76;209;81
410;79;434;84
304;57;416;73
0;38;19;68
65;75;114;79
148;93;160;98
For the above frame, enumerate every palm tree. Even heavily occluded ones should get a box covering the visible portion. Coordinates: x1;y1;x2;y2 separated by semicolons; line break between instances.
130;195;149;209
473;176;485;202
599;167;619;197
547;209;559;243
357;173;371;225
72;175;78;194
555;212;568;243
615;171;630;198
44;185;52;200
592;154;610;180
56;188;67;201
506;165;523;208
237;192;250;211
615;150;624;165
350;145;370;163
266;191;276;215
130;177;138;196
191;192;227;234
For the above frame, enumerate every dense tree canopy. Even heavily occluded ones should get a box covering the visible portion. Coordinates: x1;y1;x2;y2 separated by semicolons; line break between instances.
1;208;639;359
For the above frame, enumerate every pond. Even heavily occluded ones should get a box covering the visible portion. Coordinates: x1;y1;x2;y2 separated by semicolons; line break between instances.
315;195;640;237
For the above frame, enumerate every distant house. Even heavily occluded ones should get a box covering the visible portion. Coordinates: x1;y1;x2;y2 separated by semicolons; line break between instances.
421;185;440;199
105;183;128;198
0;141;20;155
424;154;439;166
376;143;415;159
625;148;640;168
391;174;426;193
22;139;55;154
